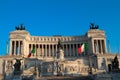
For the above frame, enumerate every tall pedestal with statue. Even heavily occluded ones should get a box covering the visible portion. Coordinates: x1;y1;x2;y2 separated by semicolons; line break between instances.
59;49;64;61
13;58;22;80
54;39;65;76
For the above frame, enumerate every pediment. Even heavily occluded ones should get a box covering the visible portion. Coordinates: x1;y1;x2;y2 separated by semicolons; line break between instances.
15;35;25;39
10;34;25;39
93;34;105;38
98;34;105;37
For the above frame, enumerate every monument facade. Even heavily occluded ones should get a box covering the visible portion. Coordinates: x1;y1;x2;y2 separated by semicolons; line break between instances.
0;24;120;80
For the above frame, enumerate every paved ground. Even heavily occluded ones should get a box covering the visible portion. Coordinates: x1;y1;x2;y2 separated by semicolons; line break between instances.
35;76;94;80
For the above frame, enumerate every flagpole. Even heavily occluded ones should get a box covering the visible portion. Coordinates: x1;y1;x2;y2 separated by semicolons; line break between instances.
107;40;110;53
6;41;9;56
35;41;38;79
117;42;119;54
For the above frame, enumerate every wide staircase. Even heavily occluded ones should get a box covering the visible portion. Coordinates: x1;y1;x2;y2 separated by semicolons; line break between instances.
34;76;93;80
111;73;120;80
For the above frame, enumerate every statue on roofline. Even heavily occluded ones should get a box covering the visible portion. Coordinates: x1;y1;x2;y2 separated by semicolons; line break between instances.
90;23;99;29
15;24;26;30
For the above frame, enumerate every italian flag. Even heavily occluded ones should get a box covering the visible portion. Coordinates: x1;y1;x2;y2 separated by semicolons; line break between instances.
28;47;36;57
78;43;88;54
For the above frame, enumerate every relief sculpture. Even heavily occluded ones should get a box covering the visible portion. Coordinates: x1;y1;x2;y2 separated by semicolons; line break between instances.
65;66;88;73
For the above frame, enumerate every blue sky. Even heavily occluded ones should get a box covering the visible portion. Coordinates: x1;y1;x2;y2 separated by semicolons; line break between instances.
0;0;120;55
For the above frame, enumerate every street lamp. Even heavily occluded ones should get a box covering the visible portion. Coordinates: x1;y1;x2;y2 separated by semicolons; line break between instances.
88;54;93;74
34;58;38;79
56;38;63;76
39;61;42;77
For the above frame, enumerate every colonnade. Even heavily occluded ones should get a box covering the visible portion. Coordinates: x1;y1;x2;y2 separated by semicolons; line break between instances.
9;39;106;56
10;40;23;55
28;43;83;57
10;40;87;57
94;39;106;54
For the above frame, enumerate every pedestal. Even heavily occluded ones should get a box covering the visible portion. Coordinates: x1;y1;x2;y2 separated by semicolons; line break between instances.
14;71;21;75
59;49;64;61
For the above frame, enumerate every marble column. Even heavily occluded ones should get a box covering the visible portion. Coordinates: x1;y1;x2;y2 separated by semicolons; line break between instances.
100;40;103;54
66;44;68;57
18;41;20;55
92;40;95;53
96;40;98;53
14;41;16;55
31;44;33;56
20;41;22;55
63;44;66;57
42;44;44;57
29;44;31;55
75;44;77;57
48;44;50;57
45;45;47;57
73;44;75;57
10;40;12;56
38;44;40;56
76;44;78;57
36;44;38;56
55;44;57;57
94;40;97;53
69;44;71;56
21;41;24;56
39;44;41;56
43;44;45;57
54;44;56;56
98;40;101;53
62;44;65;56
52;44;54;57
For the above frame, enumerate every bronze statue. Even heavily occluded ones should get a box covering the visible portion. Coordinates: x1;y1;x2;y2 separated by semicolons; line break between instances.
90;23;99;29
95;25;99;29
112;55;119;70
15;26;20;30
13;58;22;71
15;24;26;30
57;39;62;49
90;23;94;29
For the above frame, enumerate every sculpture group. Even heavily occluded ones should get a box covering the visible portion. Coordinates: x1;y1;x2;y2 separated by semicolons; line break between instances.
15;24;26;30
108;55;119;72
112;55;119;70
90;23;99;29
13;58;22;75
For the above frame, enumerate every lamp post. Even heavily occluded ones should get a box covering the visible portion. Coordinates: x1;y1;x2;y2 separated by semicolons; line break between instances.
21;59;24;74
78;61;81;73
34;55;38;79
53;51;58;76
88;54;92;75
40;61;42;77
6;41;9;56
56;39;61;76
53;55;56;76
34;41;39;79
40;56;44;78
56;56;59;76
